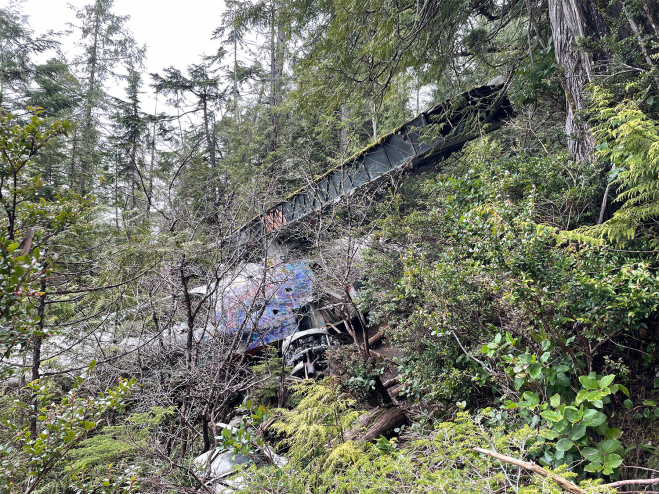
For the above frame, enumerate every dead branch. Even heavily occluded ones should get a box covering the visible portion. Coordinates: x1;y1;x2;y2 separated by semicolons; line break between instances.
472;448;587;494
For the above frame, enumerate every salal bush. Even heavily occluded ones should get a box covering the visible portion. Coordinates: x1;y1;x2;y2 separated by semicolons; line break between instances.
360;139;659;477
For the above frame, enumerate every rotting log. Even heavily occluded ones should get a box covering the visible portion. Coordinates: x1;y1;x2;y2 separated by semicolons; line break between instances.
350;407;407;443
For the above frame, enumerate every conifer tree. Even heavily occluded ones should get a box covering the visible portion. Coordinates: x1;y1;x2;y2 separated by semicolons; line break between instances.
0;1;57;110
71;0;144;194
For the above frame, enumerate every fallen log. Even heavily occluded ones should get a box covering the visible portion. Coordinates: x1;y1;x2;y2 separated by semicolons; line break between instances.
383;376;400;388
389;384;404;398
368;332;384;347
350;406;407;443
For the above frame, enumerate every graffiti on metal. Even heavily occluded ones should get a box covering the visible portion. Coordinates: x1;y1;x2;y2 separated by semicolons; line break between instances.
218;262;314;351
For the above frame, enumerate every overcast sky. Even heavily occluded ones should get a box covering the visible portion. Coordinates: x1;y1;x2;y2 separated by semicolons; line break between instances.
4;0;228;109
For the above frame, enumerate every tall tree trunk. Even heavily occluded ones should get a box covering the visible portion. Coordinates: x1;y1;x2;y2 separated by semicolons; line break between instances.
69;128;79;189
548;0;607;161
202;96;217;169
29;281;47;437
80;4;102;194
267;2;285;155
179;255;195;460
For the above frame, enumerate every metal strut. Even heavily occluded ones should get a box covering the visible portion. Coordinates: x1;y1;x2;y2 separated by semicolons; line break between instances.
244;82;513;241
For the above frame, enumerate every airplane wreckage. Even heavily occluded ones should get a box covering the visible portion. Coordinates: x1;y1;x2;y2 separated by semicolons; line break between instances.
194;82;513;377
186;82;512;492
189;260;343;378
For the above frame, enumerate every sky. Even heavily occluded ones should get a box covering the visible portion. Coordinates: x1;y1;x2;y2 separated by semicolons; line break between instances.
3;0;228;109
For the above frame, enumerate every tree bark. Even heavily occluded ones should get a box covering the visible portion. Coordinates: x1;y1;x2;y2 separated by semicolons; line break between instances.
548;0;607;161
351;406;407;443
30;280;47;438
80;3;102;194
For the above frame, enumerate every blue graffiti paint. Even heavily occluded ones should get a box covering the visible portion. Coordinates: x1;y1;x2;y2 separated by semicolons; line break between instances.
219;263;314;350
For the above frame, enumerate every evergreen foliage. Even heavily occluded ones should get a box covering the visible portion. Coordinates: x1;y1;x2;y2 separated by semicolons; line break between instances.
2;0;659;490
578;87;659;247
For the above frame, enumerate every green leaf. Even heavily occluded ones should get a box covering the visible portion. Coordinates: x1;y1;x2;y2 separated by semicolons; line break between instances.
527;363;542;379
581;447;603;462
604;427;623;440
618;384;630;397
597;439;621;454
542;429;560;440
599;375;615;388
541;410;563;422
555;438;574;451
575;389;589;405
579;376;600;389
549;394;561;408
570;424;587;441
603;453;623;474
586;390;602;402
623;399;633;409
555;372;571;387
582;409;607;427
522;391;540;406
564;407;583;423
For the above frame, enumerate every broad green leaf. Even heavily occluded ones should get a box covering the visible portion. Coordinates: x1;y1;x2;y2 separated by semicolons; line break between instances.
581;447;603;462
564;407;583;423
549;394;561;408
597;439;621;454
575;389;589;404
542;429;560;440
541;410;562;422
527;363;542;379
599;375;615;388
586;390;602;402
604;427;623;440
603;453;623;469
522;391;540;406
555;438;573;451
582;409;607;427
579;376;600;389
569;424;587;441
555;372;571;387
